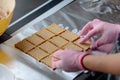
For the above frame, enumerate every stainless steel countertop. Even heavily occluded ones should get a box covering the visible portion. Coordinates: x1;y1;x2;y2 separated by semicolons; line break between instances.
1;0;120;80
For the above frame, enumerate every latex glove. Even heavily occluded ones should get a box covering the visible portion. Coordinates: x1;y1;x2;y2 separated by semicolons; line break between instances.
80;19;120;53
52;49;89;72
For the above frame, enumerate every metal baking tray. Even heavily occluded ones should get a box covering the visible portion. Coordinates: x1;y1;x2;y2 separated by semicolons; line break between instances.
1;24;83;80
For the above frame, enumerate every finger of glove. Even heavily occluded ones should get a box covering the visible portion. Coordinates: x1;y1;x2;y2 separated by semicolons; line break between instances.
91;34;108;49
80;18;101;36
97;43;114;53
80;28;98;43
53;50;64;59
95;34;108;47
92;19;101;24
52;59;62;69
80;21;93;36
90;41;98;49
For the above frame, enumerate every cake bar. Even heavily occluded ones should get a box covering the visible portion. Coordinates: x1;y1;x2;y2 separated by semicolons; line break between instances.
28;47;49;61
39;41;58;54
15;23;90;69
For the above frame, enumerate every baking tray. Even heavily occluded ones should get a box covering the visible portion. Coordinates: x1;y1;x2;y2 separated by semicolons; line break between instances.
1;24;85;80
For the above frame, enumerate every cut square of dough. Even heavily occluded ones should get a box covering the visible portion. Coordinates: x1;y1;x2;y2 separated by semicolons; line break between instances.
63;42;82;51
60;30;79;41
28;47;49;61
74;39;90;51
39;41;58;54
40;55;52;68
49;36;68;47
15;40;35;53
47;23;65;35
26;34;44;46
36;28;55;40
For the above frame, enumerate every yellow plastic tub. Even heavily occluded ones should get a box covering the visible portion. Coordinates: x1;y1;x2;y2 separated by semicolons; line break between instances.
0;0;15;35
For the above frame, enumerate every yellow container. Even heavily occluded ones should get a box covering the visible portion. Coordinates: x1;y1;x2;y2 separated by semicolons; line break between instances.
0;0;15;35
0;49;12;64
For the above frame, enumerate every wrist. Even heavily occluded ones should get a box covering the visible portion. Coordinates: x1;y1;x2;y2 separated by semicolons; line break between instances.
78;53;90;70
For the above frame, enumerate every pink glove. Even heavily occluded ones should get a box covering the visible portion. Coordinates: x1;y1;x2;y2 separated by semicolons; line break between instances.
80;19;120;53
52;49;90;72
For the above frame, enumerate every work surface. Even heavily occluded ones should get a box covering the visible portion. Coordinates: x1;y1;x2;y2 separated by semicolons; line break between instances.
0;0;120;80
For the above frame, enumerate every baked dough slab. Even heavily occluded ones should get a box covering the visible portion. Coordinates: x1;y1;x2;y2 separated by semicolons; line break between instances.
15;23;90;69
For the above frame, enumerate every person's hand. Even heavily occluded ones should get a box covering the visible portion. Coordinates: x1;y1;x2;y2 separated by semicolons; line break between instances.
52;49;90;72
80;19;120;53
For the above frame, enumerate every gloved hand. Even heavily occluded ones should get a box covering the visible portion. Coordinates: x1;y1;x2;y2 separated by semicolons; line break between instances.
80;19;120;53
52;49;90;72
